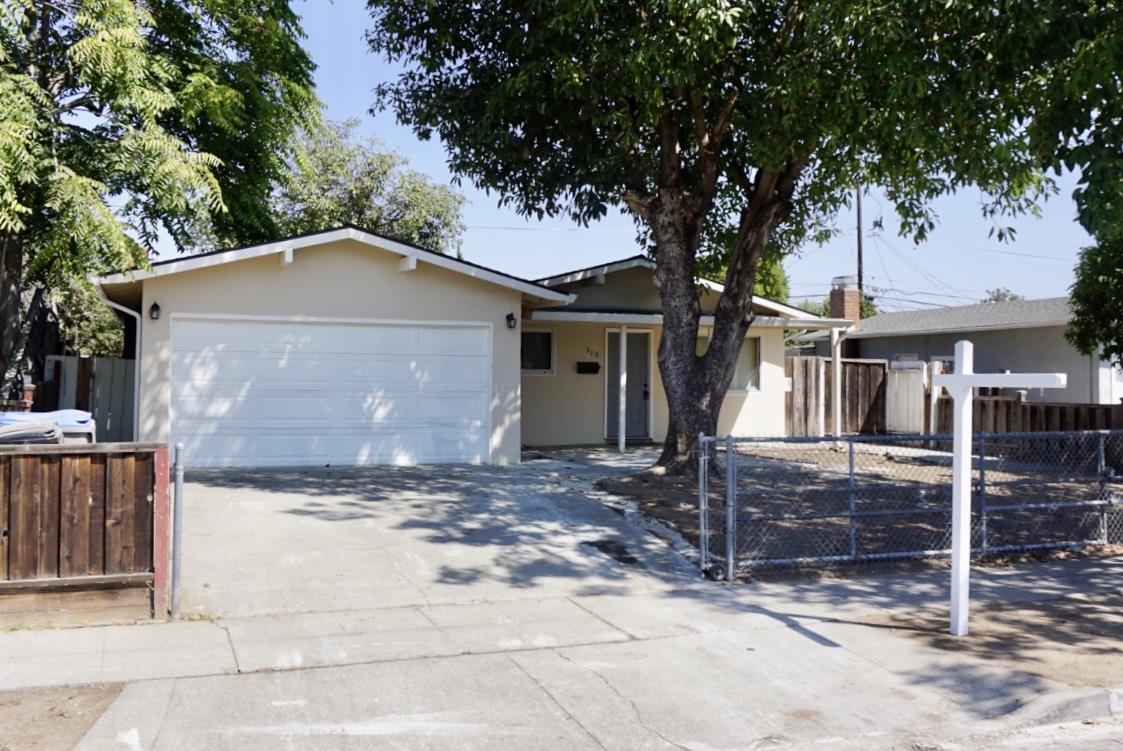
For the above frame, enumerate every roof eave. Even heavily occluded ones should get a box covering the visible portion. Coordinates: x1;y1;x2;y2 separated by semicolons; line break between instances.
847;319;1070;339
93;227;570;303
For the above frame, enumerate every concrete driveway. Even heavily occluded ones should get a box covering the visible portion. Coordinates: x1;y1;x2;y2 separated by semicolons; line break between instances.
2;450;1122;749
179;450;691;619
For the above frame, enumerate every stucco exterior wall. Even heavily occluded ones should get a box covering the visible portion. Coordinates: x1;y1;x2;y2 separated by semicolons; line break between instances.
520;321;787;445
844;326;1104;404
136;239;524;463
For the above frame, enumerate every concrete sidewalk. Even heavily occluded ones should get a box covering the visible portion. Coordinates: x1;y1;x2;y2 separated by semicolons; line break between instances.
0;558;1118;748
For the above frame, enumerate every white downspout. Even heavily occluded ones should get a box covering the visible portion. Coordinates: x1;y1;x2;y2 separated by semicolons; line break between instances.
618;325;628;453
96;285;141;441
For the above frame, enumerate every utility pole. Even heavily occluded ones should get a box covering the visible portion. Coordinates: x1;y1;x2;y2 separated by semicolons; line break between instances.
855;185;864;297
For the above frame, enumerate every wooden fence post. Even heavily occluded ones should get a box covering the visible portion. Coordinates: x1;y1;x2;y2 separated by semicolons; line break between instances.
151;446;171;619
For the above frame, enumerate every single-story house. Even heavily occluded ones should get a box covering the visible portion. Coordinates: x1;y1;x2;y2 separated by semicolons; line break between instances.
805;278;1123;405
97;227;847;467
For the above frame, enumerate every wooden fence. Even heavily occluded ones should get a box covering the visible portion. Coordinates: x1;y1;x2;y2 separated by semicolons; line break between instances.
786;357;888;435
0;444;170;617
785;356;823;436
42;355;135;442
933;394;1123;434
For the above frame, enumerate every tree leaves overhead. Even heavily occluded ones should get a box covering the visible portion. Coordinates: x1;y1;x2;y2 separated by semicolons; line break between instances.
271;119;465;255
0;0;316;376
367;0;1052;262
0;0;317;287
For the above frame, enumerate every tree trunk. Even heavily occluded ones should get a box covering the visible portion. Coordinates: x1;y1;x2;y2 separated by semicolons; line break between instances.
0;233;24;397
1;285;45;397
649;185;794;475
650;194;745;474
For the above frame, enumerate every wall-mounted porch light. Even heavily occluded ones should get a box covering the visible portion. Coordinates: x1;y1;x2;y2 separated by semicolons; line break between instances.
149;302;161;320
505;312;517;330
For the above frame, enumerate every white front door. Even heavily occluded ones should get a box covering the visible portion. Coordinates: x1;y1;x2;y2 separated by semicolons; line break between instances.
170;317;491;467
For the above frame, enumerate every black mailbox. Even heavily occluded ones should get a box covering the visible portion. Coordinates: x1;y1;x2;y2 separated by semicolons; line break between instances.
576;361;600;374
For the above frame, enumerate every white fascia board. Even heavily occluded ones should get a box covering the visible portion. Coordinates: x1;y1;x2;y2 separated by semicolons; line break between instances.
94;227;569;303
846;320;1069;339
532;310;848;330
530;310;672;325
538;258;811;319
536;257;652;287
768;316;853;330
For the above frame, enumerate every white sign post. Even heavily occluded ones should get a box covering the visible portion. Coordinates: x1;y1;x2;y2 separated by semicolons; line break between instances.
932;340;1066;636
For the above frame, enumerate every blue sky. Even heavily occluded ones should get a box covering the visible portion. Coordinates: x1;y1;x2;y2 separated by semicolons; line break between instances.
301;1;1090;311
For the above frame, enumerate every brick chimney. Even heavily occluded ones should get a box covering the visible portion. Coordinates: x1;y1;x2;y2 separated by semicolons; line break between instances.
829;275;860;322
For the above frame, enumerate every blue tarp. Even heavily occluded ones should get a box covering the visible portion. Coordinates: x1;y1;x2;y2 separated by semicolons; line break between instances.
0;409;93;429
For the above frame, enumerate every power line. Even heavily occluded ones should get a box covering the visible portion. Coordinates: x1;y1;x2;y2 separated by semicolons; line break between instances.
875;236;979;301
959;246;1073;262
867;286;980;302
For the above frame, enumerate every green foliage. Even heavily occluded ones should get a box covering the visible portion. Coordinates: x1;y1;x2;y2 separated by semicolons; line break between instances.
54;282;124;358
145;0;319;249
797;299;829;318
981;288;1025;304
0;2;315;317
0;0;315;384
752;252;790;303
697;243;790;301
271;120;465;254
1067;238;1123;367
368;1;1052;258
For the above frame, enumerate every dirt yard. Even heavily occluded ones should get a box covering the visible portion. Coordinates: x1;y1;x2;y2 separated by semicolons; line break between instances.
0;684;120;751
598;440;1123;574
859;591;1123;688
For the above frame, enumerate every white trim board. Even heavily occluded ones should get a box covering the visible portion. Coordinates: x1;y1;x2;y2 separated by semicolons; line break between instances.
529;310;851;331
96;227;571;303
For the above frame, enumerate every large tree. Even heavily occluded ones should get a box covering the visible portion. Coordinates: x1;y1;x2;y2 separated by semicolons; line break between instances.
271;119;465;255
368;1;1067;471
0;0;316;392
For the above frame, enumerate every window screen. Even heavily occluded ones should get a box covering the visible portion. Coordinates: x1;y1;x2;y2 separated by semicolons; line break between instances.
732;336;761;390
521;331;553;373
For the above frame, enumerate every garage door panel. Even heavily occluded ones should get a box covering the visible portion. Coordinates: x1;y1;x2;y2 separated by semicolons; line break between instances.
416;326;488;354
173;353;417;386
329;325;415;353
174;353;488;389
171;319;492;467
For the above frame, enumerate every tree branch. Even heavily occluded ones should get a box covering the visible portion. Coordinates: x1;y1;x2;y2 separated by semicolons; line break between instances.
622;189;655;222
657;93;681;189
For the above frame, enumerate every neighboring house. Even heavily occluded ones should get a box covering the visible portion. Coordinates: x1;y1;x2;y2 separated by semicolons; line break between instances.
96;227;845;468
806;279;1123;406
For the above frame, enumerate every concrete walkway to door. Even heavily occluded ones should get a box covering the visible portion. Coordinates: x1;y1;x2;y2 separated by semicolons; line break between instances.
0;449;1121;749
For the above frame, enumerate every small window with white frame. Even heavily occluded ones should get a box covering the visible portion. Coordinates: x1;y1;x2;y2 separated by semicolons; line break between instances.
695;333;761;391
731;336;761;391
521;330;554;374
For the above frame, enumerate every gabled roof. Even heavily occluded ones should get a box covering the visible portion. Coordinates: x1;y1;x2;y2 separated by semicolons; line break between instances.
844;297;1071;339
536;255;813;319
95;225;571;303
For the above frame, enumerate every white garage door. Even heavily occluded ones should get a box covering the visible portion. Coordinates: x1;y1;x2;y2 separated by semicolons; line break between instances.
170;317;492;467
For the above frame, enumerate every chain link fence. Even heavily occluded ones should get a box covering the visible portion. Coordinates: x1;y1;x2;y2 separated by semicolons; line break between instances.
697;430;1123;578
